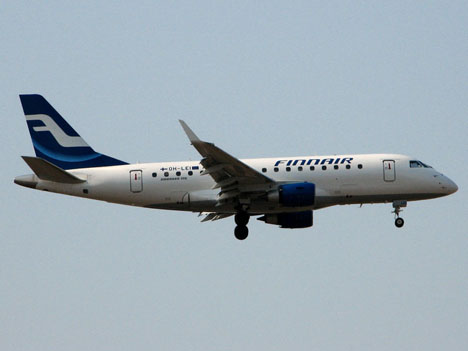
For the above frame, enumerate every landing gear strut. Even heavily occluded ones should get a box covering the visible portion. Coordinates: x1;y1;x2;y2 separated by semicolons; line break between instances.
392;200;407;228
234;212;250;240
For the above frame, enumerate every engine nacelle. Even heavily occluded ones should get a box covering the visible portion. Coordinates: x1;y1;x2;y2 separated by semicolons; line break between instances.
258;211;313;228
268;182;315;207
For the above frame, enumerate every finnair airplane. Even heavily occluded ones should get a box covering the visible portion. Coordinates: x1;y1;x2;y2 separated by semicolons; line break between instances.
15;95;458;240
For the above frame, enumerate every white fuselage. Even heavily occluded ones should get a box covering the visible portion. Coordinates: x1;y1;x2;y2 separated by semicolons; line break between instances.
17;153;457;215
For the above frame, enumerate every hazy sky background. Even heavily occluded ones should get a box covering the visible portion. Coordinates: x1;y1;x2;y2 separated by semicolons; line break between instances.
1;1;467;350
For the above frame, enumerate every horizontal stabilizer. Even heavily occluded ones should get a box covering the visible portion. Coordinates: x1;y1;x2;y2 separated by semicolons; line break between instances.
21;156;86;184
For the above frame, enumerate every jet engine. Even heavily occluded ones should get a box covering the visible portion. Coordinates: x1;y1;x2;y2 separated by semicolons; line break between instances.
258;211;313;228
267;182;315;207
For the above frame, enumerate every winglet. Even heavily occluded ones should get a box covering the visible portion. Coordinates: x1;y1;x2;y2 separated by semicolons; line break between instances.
179;120;201;143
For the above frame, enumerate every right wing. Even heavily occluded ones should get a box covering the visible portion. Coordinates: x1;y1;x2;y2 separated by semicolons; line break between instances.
179;120;276;211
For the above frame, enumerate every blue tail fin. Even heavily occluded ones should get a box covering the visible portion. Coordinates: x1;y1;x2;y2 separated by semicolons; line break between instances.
19;94;127;170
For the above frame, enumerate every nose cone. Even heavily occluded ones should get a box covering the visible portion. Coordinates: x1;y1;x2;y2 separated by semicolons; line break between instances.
442;177;458;195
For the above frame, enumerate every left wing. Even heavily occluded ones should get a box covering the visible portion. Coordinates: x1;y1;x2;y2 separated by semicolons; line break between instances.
179;120;276;216
199;212;234;222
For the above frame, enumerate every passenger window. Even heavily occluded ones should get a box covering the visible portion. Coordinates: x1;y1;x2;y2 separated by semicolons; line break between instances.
310;166;315;171
286;167;291;172
298;166;303;171
322;165;327;170
164;172;169;177
188;171;193;176
346;165;351;170
262;168;267;173
358;164;363;169
274;167;279;172
152;172;157;177
334;165;339;170
176;171;181;176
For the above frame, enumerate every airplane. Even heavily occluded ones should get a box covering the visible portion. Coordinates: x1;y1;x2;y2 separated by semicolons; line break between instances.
15;94;458;240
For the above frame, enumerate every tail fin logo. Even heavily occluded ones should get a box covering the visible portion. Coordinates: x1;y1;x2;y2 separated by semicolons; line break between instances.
26;114;89;148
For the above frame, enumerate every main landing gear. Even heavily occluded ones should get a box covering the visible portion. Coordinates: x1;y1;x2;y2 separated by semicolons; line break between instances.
392;200;407;228
234;211;250;240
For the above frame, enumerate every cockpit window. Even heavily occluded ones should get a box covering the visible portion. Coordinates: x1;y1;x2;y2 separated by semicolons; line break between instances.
410;160;432;168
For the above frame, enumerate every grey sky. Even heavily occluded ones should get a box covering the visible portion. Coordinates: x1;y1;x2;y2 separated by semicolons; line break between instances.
1;1;467;350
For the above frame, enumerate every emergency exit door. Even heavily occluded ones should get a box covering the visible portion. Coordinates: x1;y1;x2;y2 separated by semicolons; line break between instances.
383;160;395;182
130;170;143;192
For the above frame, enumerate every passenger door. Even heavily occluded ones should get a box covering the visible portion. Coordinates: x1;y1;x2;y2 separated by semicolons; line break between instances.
130;170;143;192
383;160;395;182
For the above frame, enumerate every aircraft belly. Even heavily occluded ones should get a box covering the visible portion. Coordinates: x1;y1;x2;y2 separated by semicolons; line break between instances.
320;192;446;206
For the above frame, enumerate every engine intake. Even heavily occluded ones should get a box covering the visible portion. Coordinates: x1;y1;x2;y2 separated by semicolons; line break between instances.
268;182;315;207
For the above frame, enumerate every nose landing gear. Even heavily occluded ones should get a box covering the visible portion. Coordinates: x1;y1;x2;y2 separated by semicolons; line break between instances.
395;217;404;228
392;200;407;228
234;212;250;240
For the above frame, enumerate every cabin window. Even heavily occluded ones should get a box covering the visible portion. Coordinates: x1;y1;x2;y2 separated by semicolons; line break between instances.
152;172;157;177
322;165;327;170
346;165;351;170
286;167;291;172
164;172;169;177
274;167;279;172
188;171;193;176
310;166;315;171
334;165;339;170
298;166;303;171
176;171;181;176
358;164;363;169
262;168;267;173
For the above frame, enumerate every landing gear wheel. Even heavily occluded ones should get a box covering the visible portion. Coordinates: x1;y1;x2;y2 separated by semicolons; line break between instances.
395;217;404;228
235;212;250;226
234;225;249;240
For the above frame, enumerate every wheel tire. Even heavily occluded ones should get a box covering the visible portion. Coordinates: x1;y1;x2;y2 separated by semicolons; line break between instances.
234;225;249;240
395;217;404;228
235;212;250;226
